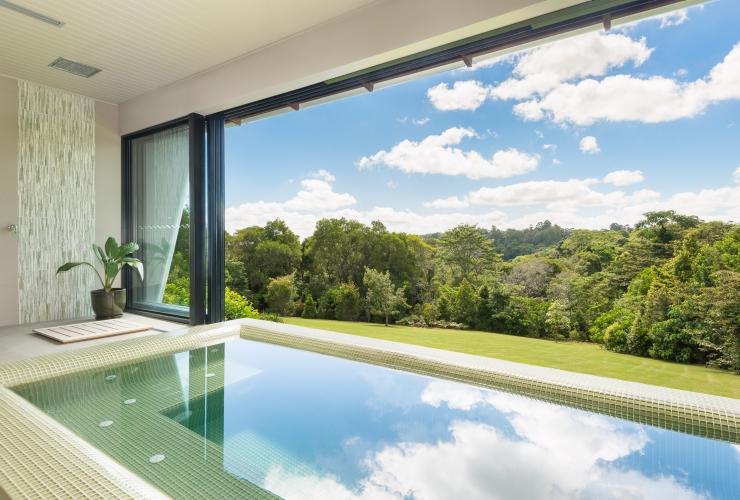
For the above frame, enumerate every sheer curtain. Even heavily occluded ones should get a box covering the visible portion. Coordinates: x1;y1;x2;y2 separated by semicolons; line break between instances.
129;124;189;308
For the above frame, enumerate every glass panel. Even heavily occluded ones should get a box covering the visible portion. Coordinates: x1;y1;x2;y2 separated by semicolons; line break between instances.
129;124;190;316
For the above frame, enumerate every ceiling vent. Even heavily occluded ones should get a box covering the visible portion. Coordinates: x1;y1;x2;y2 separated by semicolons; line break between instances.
0;1;64;27
49;57;102;78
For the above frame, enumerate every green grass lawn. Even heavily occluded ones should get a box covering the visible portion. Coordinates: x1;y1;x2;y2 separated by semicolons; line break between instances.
283;318;739;399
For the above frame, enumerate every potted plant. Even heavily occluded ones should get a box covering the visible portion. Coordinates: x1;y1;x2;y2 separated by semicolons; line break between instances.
57;237;144;320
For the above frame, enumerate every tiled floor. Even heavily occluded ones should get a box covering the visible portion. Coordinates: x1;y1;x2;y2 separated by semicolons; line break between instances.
0;313;184;363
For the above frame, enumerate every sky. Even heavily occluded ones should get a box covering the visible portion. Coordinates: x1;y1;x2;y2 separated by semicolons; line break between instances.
225;1;740;240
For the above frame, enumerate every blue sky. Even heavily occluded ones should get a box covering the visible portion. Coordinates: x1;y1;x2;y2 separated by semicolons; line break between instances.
225;1;740;239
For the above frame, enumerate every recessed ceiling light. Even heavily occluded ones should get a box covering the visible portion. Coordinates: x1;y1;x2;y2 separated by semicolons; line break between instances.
49;57;102;78
0;0;64;27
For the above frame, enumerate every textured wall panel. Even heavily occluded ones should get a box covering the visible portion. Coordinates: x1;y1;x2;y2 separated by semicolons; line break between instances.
17;81;96;323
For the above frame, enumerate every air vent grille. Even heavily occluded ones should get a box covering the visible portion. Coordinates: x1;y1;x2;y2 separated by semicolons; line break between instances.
49;57;101;78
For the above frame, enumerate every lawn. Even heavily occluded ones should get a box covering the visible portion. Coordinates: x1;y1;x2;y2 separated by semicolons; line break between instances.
283;318;739;399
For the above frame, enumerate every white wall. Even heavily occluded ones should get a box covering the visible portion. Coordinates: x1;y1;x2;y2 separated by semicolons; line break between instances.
0;75;120;327
0;76;19;326
119;0;584;134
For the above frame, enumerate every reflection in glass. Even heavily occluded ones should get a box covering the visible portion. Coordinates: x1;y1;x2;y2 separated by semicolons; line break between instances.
128;124;190;313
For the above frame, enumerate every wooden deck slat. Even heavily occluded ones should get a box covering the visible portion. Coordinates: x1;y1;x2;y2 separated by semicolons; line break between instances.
34;320;151;344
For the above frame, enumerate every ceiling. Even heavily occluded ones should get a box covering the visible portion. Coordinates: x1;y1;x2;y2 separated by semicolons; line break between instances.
0;0;379;103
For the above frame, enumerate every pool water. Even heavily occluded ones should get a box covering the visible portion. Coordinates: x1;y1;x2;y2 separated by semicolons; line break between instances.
13;338;739;499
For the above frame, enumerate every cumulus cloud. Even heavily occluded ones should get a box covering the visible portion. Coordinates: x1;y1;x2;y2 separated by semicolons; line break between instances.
579;136;600;154
310;169;335;182
515;42;740;125
427;81;490;111
733;166;740;184
658;8;689;28
263;380;707;500
357;127;539;179
543;143;557;151
603;169;645;186
490;32;652;101
226;172;507;238
423;196;469;209
468;178;603;207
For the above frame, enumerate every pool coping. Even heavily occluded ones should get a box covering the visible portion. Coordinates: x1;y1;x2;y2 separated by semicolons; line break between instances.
0;318;738;498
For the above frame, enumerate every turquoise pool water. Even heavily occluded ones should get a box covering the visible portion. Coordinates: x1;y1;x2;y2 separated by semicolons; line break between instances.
13;338;739;499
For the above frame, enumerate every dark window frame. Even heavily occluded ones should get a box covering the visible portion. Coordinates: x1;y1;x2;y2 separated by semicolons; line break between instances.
121;113;207;324
124;0;684;324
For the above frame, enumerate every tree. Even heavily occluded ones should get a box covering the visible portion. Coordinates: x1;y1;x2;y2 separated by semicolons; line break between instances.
335;282;361;321
265;274;296;315
363;267;407;326
453;279;479;326
505;258;556;297
545;300;571;339
226;219;301;301
438;224;498;283
302;294;317;319
489;221;569;260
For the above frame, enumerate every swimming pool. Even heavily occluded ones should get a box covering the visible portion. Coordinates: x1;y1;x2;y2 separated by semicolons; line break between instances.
9;330;739;500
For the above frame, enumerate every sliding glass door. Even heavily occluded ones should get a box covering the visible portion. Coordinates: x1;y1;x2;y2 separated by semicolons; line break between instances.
122;115;206;323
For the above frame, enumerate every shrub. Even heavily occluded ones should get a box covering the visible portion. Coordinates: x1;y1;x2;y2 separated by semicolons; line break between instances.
302;294;318;318
648;318;697;363
265;274;296;315
318;288;338;319
453;279;479;326
604;318;633;353
163;277;189;306
335;283;361;321
544;300;571;339
224;288;260;320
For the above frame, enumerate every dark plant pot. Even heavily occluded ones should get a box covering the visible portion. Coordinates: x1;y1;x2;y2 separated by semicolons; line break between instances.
91;288;126;320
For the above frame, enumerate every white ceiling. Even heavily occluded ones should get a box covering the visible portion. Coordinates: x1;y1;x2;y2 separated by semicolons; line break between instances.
0;0;379;103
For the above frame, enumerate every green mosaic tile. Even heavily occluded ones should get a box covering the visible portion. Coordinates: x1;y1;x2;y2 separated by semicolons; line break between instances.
1;320;738;499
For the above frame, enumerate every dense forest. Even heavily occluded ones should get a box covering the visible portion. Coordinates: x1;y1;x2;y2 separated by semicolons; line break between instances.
164;211;739;372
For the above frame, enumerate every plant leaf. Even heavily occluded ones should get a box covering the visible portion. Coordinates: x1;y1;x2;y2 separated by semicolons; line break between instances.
104;237;118;258
93;244;107;264
57;262;87;274
126;260;144;280
104;261;119;282
118;241;139;257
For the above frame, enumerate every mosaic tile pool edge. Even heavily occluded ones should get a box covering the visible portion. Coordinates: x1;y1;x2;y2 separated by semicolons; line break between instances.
0;324;232;499
0;320;737;499
238;325;740;443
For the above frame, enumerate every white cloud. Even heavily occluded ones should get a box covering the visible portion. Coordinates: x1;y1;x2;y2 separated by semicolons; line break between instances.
733;167;740;184
552;158;561;165
543;143;557;151
423;196;469;209
358;127;539;180
413;117;430;125
427;81;490;111
515;42;740;125
226;184;507;239
310;169;335;182
603;169;645;186
658;8;689;28
490;32;652;101
386;180;398;189
468;178;603;207
263;381;708;500
579;136;600;154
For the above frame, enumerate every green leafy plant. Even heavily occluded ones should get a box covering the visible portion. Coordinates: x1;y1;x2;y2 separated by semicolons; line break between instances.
57;237;143;292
